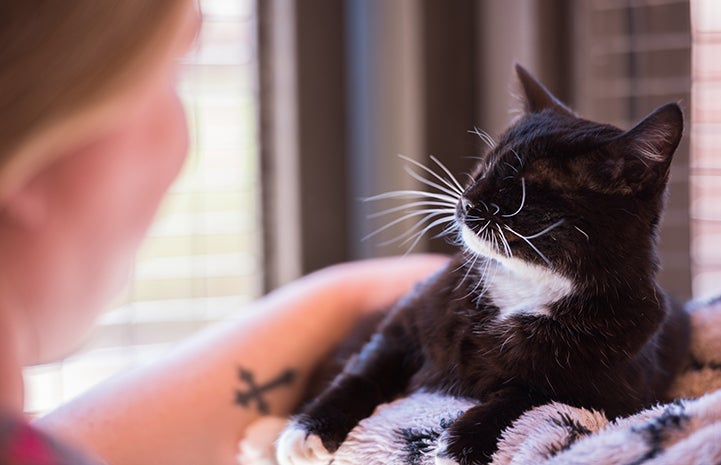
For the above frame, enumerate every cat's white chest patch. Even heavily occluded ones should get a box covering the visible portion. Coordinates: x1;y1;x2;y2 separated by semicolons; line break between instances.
485;261;574;319
461;225;575;318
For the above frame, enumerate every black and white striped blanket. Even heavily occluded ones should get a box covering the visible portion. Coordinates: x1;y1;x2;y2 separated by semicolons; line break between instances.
238;297;721;465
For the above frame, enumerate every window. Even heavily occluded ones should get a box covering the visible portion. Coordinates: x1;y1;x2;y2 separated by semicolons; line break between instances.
24;0;262;414
691;0;721;297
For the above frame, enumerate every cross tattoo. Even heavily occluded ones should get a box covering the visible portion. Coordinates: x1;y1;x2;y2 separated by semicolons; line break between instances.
235;368;296;414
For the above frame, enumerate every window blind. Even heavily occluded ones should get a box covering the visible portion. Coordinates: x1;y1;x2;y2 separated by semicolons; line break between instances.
690;0;721;297
24;0;262;414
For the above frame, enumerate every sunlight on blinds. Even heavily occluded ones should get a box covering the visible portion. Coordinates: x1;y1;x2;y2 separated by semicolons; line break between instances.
691;0;721;297
23;0;261;414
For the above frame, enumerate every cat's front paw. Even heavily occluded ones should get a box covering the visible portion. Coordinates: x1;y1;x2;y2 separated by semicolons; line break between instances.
276;422;333;465
434;429;492;465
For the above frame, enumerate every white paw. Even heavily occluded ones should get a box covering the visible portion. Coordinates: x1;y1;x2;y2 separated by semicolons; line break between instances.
275;423;332;465
237;416;288;465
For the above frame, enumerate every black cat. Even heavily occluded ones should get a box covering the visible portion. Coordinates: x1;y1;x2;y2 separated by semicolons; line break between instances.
276;65;690;465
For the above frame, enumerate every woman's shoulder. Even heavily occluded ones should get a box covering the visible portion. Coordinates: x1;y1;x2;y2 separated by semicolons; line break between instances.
0;413;103;465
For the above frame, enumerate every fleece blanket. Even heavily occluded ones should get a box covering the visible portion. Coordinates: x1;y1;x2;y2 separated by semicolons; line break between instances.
237;296;721;465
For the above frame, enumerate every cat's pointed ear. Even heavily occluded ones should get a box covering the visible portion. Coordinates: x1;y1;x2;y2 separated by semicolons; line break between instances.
602;103;683;193
515;64;574;115
617;102;683;166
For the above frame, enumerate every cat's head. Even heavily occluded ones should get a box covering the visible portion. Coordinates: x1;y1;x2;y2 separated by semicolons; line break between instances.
456;64;683;286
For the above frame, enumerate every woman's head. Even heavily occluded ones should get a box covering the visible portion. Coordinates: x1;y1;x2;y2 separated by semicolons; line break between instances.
0;0;200;365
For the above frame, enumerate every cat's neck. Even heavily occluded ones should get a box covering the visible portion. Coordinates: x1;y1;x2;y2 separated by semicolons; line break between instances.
479;256;575;319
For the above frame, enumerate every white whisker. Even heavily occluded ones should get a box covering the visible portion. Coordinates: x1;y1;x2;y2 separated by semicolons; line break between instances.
523;219;565;240
434;221;460;239
458;252;482;299
399;155;464;196
496;224;512;257
368;200;456;219
468;127;496;150
376;211;455;246
363;208;454;241
574;225;590;241
364;190;458;204
405;167;463;200
382;212;455;245
502;177;526;218
364;152;467;254
503;225;552;267
430;155;466;194
460;253;480;289
468;257;490;300
400;216;457;252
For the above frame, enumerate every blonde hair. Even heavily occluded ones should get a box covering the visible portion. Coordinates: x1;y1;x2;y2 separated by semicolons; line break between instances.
0;0;192;197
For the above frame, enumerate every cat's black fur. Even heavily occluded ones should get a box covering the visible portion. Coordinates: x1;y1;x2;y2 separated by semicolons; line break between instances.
284;65;690;465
